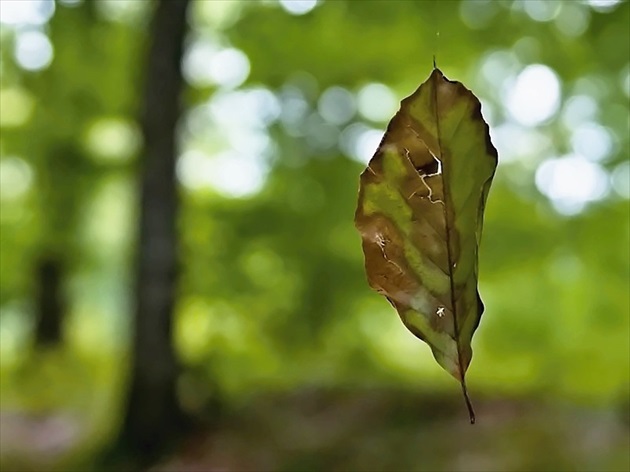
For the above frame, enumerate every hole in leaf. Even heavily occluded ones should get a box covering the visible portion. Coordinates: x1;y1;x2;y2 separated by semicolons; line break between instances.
416;155;442;176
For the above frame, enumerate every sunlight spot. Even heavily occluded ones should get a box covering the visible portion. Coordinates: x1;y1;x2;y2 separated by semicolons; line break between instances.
305;112;339;151
523;0;561;22
84;117;141;162
479;99;497;126
82;176;133;251
561;95;598;129
354;129;384;164
280;86;309;137
0;157;34;201
512;37;541;64
318;86;356;125
507;64;561;126
570;122;612;162
287;71;319;101
535;155;609;214
554;2;590;37
183;36;219;87
183;103;213;138
14;30;53;71
340;123;383;164
479;50;521;86
96;0;148;24
574;75;610;99
184;40;250;89
279;0;318;16
58;0;82;6
0;87;35;127
247;88;282;126
195;0;242;30
586;0;622;13
177;150;266;198
459;0;497;30
207;48;250;89
226;127;272;156
210;89;280;129
491;123;551;164
357;83;398;123
176;298;214;363
177;150;215;190
611;161;630;199
0;302;33;365
0;0;54;26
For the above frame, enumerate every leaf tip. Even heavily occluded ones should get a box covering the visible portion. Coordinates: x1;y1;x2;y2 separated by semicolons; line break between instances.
460;378;476;425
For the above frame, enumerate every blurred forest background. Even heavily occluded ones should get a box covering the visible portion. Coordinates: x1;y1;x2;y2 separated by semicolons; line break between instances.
0;0;629;471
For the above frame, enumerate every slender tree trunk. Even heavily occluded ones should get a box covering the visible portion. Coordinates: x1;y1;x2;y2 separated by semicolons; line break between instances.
118;0;190;464
33;143;87;349
34;256;65;346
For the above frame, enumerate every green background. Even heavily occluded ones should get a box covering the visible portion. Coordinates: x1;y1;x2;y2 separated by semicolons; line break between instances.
0;0;628;470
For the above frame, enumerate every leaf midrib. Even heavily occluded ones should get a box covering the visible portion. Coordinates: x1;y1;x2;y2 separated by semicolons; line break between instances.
430;69;476;424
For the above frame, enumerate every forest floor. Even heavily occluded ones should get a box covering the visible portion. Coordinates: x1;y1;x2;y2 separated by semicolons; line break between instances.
1;388;628;472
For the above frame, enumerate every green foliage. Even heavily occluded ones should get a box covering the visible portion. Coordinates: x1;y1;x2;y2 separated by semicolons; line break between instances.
0;0;628;469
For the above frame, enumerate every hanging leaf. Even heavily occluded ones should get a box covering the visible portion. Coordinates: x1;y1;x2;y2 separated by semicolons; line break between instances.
354;67;498;423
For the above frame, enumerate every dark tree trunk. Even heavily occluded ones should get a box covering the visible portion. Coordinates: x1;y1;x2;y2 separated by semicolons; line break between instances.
117;0;190;465
34;256;65;346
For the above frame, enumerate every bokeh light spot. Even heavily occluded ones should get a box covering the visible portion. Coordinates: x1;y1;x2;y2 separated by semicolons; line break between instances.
459;0;497;30
479;50;521;88
177;150;266;198
58;0;82;7
0;157;34;201
207;48;250;89
357;83;397;123
535;155;609;214
280;86;309;137
570;122;612;162
492;123;551;164
561;94;598;129
507;64;561;126
611;161;630;199
195;0;242;30
84;117;141;162
96;0;148;24
318;86;356;126
523;0;561;22
14;30;53;71
279;0;318;16
0;88;35;127
184;40;250;89
586;0;622;13
305;112;339;151
0;0;54;26
340;123;383;164
210;89;281;129
554;2;590;37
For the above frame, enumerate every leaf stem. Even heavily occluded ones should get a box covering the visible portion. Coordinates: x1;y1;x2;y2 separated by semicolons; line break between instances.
460;376;476;424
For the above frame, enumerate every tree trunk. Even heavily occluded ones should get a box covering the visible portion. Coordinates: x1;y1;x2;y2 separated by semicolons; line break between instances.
117;0;190;465
34;256;65;346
